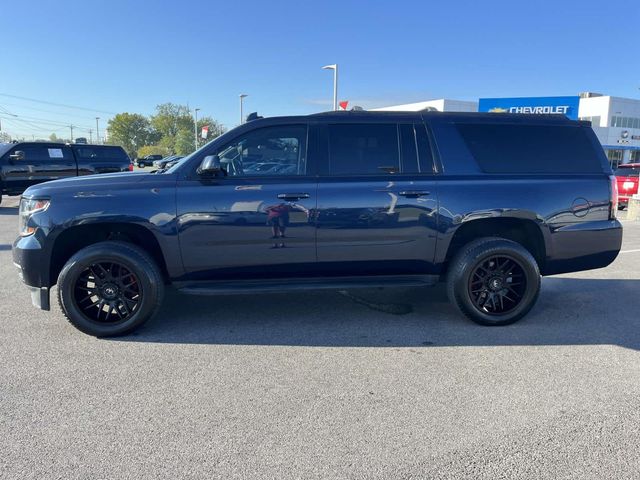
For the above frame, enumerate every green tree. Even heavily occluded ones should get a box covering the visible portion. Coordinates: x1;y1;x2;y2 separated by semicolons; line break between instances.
196;117;226;147
107;113;157;158
150;103;193;152
174;128;195;156
137;145;171;159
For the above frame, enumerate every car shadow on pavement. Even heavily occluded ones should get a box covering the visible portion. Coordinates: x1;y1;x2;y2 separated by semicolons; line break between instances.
115;278;640;350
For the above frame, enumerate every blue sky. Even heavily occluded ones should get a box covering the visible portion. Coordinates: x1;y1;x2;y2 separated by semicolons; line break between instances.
0;0;638;139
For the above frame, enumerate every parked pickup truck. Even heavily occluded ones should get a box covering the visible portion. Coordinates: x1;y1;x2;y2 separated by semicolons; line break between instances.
614;163;639;209
13;110;622;336
0;142;131;204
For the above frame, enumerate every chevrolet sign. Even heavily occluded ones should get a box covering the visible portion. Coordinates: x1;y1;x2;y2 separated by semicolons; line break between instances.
479;96;580;120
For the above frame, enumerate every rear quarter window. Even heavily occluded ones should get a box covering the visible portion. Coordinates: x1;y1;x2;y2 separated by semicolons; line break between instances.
74;146;129;161
455;123;603;174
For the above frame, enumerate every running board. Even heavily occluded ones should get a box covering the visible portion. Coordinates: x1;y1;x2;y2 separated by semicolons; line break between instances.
175;275;439;296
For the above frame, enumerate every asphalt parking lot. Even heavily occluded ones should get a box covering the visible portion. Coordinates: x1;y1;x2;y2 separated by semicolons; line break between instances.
1;195;640;479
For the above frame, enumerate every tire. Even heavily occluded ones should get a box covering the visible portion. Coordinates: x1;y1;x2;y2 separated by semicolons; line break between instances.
446;237;541;326
57;241;164;337
138;162;145;168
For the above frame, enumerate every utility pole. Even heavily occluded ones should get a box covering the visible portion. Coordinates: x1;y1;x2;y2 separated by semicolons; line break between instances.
69;125;74;142
193;108;200;151
95;117;100;144
89;129;93;143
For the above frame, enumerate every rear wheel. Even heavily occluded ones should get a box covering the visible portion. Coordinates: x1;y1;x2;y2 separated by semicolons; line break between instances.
57;241;164;336
447;237;541;326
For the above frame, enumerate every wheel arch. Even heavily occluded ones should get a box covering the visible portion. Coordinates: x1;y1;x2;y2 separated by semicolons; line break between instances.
49;222;170;286
442;217;548;273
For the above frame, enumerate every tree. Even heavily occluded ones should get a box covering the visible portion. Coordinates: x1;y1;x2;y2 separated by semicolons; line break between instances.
196;117;226;147
107;113;157;158
150;103;193;153
137;145;171;159
49;133;70;143
174;128;195;156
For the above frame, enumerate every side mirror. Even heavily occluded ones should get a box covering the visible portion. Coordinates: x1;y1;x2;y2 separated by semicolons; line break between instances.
9;150;25;161
198;155;224;175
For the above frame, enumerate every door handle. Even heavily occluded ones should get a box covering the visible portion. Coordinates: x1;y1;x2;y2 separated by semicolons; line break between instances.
398;190;430;198
277;193;310;200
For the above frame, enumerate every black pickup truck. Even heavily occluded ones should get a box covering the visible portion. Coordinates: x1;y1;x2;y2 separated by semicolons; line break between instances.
0;142;131;204
12;111;622;336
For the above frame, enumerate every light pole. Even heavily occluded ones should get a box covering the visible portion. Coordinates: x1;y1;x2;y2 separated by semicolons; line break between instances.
69;125;74;142
95;117;100;144
322;64;338;111
239;94;248;124
193;108;200;151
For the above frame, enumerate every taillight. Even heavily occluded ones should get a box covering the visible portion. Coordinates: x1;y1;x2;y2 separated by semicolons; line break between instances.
609;175;618;219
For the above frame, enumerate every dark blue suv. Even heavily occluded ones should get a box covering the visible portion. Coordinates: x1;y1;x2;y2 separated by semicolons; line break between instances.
13;110;622;336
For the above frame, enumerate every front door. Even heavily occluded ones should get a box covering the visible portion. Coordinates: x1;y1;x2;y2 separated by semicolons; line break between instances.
314;122;439;275
176;124;317;281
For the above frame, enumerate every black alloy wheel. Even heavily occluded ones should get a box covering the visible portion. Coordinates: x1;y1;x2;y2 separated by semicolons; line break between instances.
57;241;164;337
447;237;541;326
73;261;142;323
468;255;526;315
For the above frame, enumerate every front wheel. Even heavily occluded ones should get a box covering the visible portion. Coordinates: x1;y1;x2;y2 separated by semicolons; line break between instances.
57;241;164;336
447;237;541;326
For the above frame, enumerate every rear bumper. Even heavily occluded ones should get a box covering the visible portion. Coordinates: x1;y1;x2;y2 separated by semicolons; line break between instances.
12;235;51;311
542;219;623;276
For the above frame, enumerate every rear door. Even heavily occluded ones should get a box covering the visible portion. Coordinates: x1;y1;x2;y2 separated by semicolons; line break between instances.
314;121;439;275
1;143;76;192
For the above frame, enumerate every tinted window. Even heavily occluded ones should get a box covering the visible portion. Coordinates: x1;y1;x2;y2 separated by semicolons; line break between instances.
217;125;307;176
328;124;399;175
615;167;640;177
74;146;128;161
455;124;603;174
13;145;72;162
399;124;419;173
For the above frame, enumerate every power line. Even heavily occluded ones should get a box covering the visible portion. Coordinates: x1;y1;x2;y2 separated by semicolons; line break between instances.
0;113;92;130
0;93;118;115
0;100;101;122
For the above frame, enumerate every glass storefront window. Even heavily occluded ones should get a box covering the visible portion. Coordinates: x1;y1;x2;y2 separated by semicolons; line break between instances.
606;149;624;168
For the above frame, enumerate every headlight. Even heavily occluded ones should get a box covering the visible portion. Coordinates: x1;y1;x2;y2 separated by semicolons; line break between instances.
19;198;50;236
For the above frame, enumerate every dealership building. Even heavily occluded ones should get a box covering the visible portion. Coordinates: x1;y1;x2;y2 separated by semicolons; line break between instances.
375;93;640;166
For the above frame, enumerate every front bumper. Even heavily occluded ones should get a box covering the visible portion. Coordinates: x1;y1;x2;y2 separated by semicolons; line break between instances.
13;235;51;311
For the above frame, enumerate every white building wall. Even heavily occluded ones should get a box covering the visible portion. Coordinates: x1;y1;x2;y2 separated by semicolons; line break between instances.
371;99;478;112
580;96;640;163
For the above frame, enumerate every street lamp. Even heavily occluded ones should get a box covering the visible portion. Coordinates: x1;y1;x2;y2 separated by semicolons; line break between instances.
239;94;248;124
322;64;338;111
193;108;200;151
